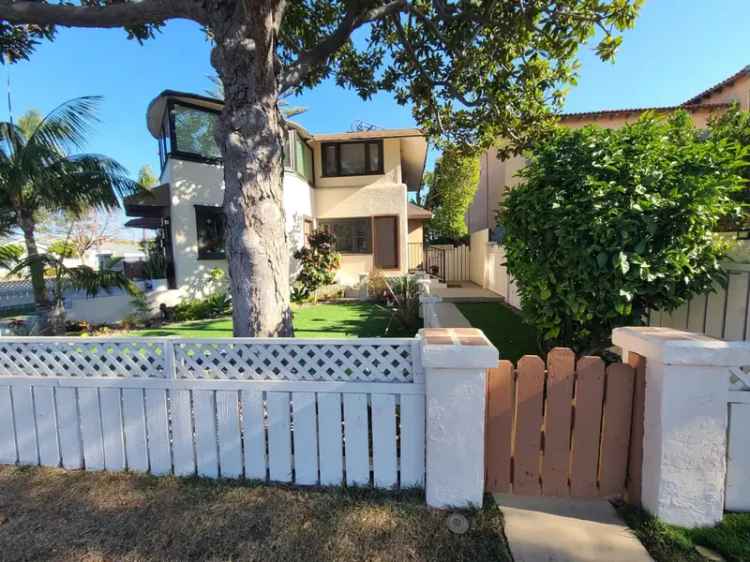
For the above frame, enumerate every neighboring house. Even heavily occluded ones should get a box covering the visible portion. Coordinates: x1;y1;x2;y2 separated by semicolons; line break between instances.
125;91;430;298
467;65;750;234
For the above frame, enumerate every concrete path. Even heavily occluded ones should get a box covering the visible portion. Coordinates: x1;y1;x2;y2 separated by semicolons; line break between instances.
494;494;653;562
431;302;472;327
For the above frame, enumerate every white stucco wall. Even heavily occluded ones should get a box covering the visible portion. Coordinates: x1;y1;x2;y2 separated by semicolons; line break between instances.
315;183;409;285
166;159;315;297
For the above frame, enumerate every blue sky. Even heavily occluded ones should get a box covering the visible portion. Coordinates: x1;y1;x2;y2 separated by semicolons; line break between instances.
8;0;750;236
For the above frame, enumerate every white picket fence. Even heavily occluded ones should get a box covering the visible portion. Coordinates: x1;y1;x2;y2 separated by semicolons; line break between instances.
0;337;426;488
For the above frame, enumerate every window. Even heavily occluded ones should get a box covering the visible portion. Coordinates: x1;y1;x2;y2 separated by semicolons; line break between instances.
321;141;383;177
195;206;226;260
170;102;221;161
319;218;372;253
284;131;314;183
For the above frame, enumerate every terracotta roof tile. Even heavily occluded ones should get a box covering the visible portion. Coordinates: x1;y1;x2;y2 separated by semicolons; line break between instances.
683;65;750;105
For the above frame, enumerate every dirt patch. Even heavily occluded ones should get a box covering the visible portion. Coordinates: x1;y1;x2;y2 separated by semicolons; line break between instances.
0;465;509;562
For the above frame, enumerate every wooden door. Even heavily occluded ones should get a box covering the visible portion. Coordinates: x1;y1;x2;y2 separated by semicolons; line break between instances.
374;216;398;269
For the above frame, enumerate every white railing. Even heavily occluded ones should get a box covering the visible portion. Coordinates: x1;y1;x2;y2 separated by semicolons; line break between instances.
0;336;425;489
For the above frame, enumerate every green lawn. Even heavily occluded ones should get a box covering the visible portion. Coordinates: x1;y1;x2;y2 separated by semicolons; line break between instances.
456;302;541;363
133;302;420;338
618;504;750;562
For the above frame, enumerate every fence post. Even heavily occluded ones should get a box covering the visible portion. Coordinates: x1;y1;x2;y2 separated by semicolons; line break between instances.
612;326;750;527
163;338;176;379
419;327;498;508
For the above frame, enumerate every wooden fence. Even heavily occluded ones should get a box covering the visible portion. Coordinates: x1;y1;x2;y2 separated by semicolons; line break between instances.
0;337;426;489
650;263;750;341
485;348;645;500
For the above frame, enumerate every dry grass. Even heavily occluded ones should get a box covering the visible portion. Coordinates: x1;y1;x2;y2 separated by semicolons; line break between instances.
0;465;510;562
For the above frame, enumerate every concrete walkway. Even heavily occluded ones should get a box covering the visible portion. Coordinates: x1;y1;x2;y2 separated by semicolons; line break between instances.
431;281;504;302
494;495;653;562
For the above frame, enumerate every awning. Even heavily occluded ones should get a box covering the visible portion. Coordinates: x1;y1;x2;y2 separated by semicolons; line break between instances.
124;217;163;229
124;183;171;218
407;202;432;220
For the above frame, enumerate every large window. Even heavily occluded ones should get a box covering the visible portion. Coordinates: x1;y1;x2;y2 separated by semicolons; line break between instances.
319;218;372;254
322;141;383;177
169;102;221;162
195;205;226;260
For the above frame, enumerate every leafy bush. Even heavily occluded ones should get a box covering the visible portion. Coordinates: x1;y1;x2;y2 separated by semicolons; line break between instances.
500;111;745;352
292;230;341;303
173;291;231;321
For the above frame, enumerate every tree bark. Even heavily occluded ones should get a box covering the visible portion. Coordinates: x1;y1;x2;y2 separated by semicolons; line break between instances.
210;0;293;337
18;212;51;334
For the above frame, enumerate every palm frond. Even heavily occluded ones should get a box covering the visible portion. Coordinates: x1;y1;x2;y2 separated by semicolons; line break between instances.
0;122;27;160
9;253;61;278
35;153;143;212
23;96;102;158
67;265;138;297
0;243;23;271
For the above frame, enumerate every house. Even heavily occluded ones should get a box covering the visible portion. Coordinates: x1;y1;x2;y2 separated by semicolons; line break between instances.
125;91;430;298
467;65;750;234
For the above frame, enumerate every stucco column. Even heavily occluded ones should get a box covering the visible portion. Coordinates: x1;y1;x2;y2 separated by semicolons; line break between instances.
420;328;498;508
612;326;750;527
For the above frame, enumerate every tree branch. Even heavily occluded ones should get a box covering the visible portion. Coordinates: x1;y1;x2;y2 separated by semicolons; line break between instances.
279;0;406;93
0;0;199;28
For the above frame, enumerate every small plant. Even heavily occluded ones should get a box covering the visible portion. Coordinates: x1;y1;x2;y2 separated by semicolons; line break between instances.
125;289;152;326
292;230;341;304
380;275;421;334
172;291;231;321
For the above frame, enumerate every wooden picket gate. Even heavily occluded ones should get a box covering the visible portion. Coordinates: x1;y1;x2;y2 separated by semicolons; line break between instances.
485;348;645;500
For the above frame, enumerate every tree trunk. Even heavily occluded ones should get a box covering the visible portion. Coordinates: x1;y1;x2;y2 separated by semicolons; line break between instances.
18;213;51;334
210;0;293;337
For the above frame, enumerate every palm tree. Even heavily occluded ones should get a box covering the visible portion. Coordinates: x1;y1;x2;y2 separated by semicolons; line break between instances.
10;250;137;334
0;97;140;333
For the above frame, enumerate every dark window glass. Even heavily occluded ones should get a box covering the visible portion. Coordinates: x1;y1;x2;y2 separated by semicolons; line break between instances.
367;142;381;172
195;206;226;260
319;218;372;253
324;145;338;176
172;104;221;160
340;143;366;175
322;141;383;177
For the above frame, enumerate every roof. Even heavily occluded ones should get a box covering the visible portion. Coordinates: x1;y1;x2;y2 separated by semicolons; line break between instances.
560;102;730;121
124;183;171;218
684;65;750;105
407;202;432;220
312;128;424;142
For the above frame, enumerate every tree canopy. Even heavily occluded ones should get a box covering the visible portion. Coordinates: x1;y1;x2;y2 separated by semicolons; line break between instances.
1;0;641;154
424;148;480;241
500;111;746;352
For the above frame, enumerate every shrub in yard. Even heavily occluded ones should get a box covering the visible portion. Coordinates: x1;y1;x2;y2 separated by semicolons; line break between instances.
172;291;231;321
381;275;421;334
500;111;746;352
292;230;341;304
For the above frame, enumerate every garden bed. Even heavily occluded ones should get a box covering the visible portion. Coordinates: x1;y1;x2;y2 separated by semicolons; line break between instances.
0;465;510;562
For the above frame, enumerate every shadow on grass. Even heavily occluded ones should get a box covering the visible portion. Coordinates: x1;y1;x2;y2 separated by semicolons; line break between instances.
0;465;509;562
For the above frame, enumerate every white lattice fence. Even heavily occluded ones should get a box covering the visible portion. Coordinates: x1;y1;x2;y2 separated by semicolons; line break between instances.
0;336;425;490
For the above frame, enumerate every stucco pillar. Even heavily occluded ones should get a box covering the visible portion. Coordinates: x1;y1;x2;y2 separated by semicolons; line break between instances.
420;328;498;508
612;326;750;527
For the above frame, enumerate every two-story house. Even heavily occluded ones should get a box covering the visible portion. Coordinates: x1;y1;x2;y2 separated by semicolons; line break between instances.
467;65;750;235
125;91;430;298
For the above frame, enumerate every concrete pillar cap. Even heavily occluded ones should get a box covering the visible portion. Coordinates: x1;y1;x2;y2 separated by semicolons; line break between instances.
613;326;750;366
419;328;499;369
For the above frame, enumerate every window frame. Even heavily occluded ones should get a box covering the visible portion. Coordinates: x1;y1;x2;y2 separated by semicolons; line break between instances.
318;217;373;255
194;205;226;260
167;100;223;166
321;140;384;178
